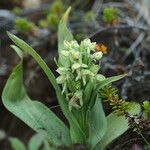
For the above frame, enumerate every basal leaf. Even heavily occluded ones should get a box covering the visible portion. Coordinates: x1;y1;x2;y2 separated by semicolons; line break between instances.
58;7;73;53
88;99;107;149
2;61;71;146
43;140;56;150
7;33;85;145
11;45;23;59
10;137;26;150
58;7;74;67
28;131;47;150
7;32;83;135
94;102;141;150
7;32;60;94
97;74;126;91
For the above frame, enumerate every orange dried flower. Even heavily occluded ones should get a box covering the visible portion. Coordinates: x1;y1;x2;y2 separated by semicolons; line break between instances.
95;43;107;54
108;95;113;102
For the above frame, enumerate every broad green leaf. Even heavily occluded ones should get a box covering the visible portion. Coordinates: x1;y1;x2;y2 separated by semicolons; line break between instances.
58;7;73;53
88;99;107;149
11;45;23;59
94;102;141;150
2;61;71;146
7;33;85;145
58;7;74;67
7;32;60;96
10;137;26;150
43;141;56;150
28;131;47;150
97;74;126;91
7;32;85;142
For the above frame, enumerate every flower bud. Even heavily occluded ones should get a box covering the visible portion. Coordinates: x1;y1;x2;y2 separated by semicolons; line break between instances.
92;52;103;60
70;50;80;59
56;75;66;84
80;38;96;52
72;63;81;72
61;50;69;57
64;40;79;50
56;67;68;74
96;74;105;81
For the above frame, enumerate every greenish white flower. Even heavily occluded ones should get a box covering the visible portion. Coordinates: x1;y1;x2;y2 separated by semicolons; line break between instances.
96;74;106;82
56;67;69;75
81;69;94;85
62;82;67;94
61;50;70;57
57;38;106;109
74;90;83;106
64;40;79;50
72;63;81;71
92;52;103;61
56;67;71;85
80;38;96;53
61;49;80;60
69;50;80;59
68;90;83;111
81;64;88;68
76;70;81;81
72;63;88;72
90;65;100;75
81;69;94;76
56;75;66;84
75;69;94;85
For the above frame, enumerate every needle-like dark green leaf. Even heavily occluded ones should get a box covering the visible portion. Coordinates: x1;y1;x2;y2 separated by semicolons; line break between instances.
89;74;126;109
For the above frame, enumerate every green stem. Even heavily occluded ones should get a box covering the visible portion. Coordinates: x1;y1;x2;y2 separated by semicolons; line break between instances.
135;124;150;146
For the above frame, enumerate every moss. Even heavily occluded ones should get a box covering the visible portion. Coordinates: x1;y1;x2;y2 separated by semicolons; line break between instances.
103;7;119;24
15;18;34;33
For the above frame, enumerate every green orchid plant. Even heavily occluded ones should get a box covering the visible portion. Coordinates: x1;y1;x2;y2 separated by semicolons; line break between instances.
2;8;141;150
10;131;51;150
